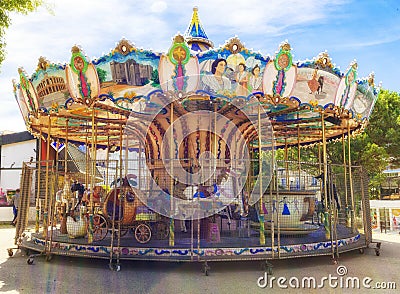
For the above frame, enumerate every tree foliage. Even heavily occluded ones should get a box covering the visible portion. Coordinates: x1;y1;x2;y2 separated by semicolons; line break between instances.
96;68;107;83
271;90;398;197
0;0;43;66
365;89;400;165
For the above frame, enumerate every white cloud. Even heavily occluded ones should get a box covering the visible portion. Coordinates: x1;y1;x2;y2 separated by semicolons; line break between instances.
183;0;348;37
151;1;168;13
0;0;398;132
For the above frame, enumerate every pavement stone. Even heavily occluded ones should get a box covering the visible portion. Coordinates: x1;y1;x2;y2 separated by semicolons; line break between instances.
0;224;399;294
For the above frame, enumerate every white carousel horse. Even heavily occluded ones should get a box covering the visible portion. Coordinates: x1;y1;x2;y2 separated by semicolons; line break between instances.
178;185;198;232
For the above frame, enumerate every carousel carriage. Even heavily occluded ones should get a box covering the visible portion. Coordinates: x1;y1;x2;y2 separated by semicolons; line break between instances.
92;178;169;244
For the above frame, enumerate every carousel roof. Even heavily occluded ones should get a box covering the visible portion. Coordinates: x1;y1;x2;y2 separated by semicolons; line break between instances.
13;8;379;151
184;7;213;51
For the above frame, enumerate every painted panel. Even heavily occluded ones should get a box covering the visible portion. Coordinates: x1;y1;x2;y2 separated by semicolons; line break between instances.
291;67;341;106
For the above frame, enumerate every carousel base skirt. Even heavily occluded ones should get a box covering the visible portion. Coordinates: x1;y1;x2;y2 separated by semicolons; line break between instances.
18;224;367;262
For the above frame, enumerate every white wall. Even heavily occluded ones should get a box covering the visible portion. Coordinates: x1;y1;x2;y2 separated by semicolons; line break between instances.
0;139;36;190
370;200;400;208
0;207;37;223
370;200;400;231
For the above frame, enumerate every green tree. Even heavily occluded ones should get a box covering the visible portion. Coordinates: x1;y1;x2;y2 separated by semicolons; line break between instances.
316;90;397;198
96;67;107;83
0;0;43;66
317;90;397;172
365;90;400;165
151;69;159;86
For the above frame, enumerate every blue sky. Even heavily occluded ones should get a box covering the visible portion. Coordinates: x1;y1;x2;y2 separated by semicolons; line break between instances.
0;0;399;132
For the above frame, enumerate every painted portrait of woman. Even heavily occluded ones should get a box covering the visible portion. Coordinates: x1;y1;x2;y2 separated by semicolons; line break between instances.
201;58;232;95
249;64;263;92
235;63;248;96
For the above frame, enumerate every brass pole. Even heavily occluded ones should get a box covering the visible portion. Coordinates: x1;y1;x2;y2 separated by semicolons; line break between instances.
214;102;217;182
271;135;275;258
348;122;356;233
119;124;123;194
48;138;59;251
297;123;301;188
342;133;350;227
359;166;370;243
258;104;265;245
318;141;322;197
214;103;217;158
124;128;129;177
91;108;97;207
318;142;322;175
169;102;175;246
138;140;142;190
87;108;96;244
55;138;59;188
86;122;89;193
284;138;289;190
35;128;42;233
60;119;69;235
64;119;69;180
43;116;51;239
321;114;330;240
117;124;123;255
106;130;110;189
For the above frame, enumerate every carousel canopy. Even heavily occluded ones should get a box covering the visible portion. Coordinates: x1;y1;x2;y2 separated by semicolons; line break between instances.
13;7;379;151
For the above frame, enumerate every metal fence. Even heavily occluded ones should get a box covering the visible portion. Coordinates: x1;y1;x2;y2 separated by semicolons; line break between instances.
15;157;371;267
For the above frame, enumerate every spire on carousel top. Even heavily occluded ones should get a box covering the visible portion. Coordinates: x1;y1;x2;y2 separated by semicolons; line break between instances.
184;7;213;52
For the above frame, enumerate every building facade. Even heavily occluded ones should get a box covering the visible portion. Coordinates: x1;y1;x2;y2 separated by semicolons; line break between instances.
110;60;153;86
0;131;37;194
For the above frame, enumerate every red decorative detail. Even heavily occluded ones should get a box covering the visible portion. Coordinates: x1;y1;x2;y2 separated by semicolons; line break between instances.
275;70;284;95
177;63;184;91
79;71;89;97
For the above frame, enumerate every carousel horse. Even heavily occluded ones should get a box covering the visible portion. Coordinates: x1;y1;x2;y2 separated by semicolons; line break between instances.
83;186;104;205
216;167;248;219
110;177;130;188
178;185;205;233
178;184;221;232
300;196;316;222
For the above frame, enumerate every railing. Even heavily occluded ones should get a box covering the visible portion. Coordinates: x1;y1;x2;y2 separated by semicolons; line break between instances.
15;158;371;262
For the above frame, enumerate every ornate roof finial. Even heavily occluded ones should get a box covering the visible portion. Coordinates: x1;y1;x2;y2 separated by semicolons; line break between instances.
224;37;244;54
184;7;213;52
315;51;333;69
350;60;358;70
71;45;81;54
174;34;185;44
368;72;375;87
280;41;291;52
37;56;49;71
114;39;135;55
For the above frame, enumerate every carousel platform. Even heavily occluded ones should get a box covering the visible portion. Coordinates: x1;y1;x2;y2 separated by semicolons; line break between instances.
19;224;366;262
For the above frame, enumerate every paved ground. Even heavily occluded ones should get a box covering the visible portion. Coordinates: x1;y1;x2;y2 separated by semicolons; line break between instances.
0;224;399;293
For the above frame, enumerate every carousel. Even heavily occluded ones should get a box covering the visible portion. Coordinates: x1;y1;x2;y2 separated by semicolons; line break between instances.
9;7;381;273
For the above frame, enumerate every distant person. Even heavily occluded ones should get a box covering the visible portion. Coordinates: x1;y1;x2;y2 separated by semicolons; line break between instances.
71;181;85;210
10;189;20;226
